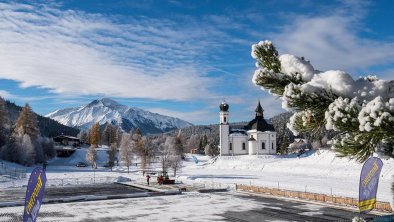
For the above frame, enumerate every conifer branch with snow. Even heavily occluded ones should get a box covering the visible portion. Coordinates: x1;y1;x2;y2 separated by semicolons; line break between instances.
251;40;394;162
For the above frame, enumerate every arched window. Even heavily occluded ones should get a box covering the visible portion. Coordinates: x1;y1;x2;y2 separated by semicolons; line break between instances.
262;142;266;149
229;143;232;150
272;142;274;149
242;142;246;150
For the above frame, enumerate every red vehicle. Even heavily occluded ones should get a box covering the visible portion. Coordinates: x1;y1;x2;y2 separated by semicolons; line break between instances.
157;171;175;185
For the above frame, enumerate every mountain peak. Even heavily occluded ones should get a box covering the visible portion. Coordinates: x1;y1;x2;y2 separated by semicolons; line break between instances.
46;98;193;134
87;98;122;109
99;98;121;107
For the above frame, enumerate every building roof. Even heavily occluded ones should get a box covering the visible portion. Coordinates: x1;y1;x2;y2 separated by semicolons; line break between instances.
229;129;247;135
244;101;275;132
53;135;80;141
219;101;229;112
248;136;256;141
255;100;264;116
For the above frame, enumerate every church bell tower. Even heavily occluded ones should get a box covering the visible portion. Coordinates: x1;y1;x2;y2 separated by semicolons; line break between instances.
219;101;230;156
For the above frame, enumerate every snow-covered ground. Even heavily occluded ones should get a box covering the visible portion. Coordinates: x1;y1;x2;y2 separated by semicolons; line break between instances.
1;148;393;203
0;192;364;222
181;151;394;202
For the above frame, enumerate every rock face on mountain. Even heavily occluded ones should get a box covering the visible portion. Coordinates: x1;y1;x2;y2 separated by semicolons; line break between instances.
46;98;193;134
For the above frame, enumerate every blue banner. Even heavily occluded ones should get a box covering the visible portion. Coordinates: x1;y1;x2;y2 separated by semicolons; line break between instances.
192;155;199;164
359;157;383;213
23;167;47;222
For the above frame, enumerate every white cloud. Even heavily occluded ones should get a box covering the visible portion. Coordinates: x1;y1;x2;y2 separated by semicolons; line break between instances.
270;5;394;76
0;2;236;101
147;108;214;124
0;90;14;99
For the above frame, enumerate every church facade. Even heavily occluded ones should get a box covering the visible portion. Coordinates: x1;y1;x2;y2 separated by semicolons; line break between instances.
219;101;277;156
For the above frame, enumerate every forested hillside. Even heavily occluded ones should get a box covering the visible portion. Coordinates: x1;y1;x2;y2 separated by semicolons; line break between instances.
6;101;79;137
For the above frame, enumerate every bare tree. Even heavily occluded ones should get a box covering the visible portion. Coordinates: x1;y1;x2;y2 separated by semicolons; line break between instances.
120;133;134;173
86;145;97;168
186;134;199;153
174;130;184;157
170;154;183;177
160;136;183;177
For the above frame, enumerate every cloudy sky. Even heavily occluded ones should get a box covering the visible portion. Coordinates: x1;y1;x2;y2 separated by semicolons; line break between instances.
1;0;394;124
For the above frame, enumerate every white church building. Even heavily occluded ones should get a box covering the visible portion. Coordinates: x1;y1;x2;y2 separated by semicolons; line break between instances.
219;101;277;156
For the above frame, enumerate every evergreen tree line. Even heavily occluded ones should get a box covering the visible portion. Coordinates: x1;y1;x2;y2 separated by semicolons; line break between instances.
77;122;122;148
4;100;79;137
0;98;55;166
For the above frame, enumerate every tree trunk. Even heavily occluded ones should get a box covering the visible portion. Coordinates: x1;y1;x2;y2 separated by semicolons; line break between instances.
391;179;394;210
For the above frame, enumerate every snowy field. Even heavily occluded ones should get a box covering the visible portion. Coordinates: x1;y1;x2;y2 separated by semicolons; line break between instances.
1;148;393;203
181;150;394;202
0;192;375;222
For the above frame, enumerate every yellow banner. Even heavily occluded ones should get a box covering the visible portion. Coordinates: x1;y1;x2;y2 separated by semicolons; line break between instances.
358;198;376;212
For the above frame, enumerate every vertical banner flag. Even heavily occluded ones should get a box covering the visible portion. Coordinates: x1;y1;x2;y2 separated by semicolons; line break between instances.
358;157;383;213
23;167;47;222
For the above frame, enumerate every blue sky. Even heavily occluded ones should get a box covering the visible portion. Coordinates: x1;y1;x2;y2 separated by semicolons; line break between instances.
1;0;394;125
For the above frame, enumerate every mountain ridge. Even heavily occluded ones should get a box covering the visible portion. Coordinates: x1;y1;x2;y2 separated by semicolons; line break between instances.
46;98;193;135
5;101;80;137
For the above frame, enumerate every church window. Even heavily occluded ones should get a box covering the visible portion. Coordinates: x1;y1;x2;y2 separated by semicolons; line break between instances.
272;142;274;149
242;142;245;150
262;142;265;149
224;116;226;123
229;143;232;150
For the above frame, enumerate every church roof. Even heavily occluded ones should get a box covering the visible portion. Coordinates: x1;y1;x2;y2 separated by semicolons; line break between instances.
244;101;275;132
229;129;247;135
255;100;264;115
219;101;229;112
245;116;275;132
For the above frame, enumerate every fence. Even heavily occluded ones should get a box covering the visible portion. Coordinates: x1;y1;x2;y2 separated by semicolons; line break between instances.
236;184;393;212
0;162;27;188
0;162;27;180
46;176;116;187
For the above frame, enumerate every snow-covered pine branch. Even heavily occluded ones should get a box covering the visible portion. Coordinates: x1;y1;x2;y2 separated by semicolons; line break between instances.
251;40;394;162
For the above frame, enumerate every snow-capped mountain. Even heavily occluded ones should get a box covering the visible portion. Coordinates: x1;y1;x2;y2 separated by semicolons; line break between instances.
46;98;193;134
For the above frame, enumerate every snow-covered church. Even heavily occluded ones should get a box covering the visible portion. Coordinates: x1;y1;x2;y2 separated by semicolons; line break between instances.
219;101;277;156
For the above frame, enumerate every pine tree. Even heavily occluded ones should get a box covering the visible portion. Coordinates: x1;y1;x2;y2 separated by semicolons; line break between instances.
108;143;117;171
102;123;112;146
13;104;40;138
0;97;9;148
11;104;43;165
89;122;101;148
86;145;97;168
1;130;21;163
109;125;120;147
22;135;35;166
198;134;208;154
204;143;218;157
278;134;290;154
